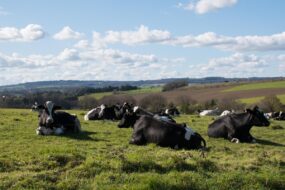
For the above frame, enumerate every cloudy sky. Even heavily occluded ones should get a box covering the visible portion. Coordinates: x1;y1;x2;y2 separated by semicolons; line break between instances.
0;0;285;85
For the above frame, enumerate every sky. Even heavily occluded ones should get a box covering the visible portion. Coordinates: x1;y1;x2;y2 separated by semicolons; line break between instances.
0;0;285;86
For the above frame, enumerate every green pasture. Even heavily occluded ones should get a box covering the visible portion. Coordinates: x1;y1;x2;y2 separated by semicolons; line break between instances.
80;86;162;100
0;109;284;190
224;80;285;92
239;94;285;105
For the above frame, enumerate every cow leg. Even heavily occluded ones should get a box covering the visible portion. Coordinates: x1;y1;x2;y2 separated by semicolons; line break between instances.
129;130;146;145
247;133;256;143
231;138;240;143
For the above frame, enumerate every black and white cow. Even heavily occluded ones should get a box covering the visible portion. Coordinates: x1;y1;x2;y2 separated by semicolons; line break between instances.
165;107;180;116
198;108;220;116
114;102;132;120
84;106;103;121
35;101;81;135
84;103;132;121
208;106;270;143
266;111;285;120
119;114;206;149
133;106;176;123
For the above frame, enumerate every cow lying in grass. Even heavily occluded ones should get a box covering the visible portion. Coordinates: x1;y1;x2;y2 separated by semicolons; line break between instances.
208;106;270;143
118;112;206;150
34;101;81;135
84;102;132;121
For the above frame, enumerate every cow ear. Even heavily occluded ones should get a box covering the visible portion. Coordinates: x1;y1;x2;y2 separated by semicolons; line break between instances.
53;105;62;110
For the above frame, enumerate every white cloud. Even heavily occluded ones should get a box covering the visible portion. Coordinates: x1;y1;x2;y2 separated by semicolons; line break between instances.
0;24;45;41
53;26;84;40
179;0;238;14
57;48;79;61
189;53;270;78
169;31;285;52
0;41;185;85
103;25;171;45
87;26;285;52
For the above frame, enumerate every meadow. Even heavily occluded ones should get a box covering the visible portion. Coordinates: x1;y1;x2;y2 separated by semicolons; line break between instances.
0;109;284;190
239;94;285;105
224;80;285;92
80;86;162;100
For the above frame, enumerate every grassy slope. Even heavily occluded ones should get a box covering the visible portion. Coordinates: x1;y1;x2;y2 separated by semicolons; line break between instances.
239;94;285;105
0;109;285;190
224;81;285;92
80;86;162;100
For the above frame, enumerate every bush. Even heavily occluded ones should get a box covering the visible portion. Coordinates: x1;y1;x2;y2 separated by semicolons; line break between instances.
258;95;284;112
175;96;198;114
217;98;246;111
202;99;218;110
162;79;188;92
78;96;99;109
139;94;167;112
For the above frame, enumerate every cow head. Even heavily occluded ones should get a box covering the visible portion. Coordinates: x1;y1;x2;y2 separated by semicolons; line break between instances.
37;101;62;128
118;111;138;128
247;106;270;127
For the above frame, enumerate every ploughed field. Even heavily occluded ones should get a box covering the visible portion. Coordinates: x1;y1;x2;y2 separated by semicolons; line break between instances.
81;80;285;104
0;109;284;190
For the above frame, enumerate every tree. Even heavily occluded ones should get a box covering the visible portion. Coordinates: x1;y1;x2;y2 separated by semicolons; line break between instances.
162;79;188;92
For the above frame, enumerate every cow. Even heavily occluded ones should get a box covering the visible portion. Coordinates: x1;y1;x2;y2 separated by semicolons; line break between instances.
84;106;102;121
165;107;180;116
35;101;81;135
264;111;285;120
119;113;206;149
199;108;220;116
133;106;176;123
207;106;270;143
114;102;132;120
219;110;234;117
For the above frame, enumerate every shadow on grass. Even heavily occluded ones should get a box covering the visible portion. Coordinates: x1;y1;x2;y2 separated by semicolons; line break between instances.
256;138;285;147
61;131;107;142
121;158;217;174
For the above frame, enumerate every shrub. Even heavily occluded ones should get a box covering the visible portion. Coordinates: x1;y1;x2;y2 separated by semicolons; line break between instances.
258;95;284;112
78;96;99;109
175;95;197;114
217;98;246;111
139;94;167;112
202;99;218;110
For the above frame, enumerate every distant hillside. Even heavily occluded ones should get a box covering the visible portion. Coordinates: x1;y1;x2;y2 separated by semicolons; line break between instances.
0;77;283;93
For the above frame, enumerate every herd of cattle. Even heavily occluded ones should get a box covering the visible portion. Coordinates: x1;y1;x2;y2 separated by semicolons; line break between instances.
31;101;284;149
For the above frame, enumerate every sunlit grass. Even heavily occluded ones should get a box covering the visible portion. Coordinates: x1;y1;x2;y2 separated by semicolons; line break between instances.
79;86;162;100
224;80;285;92
239;94;285;105
0;109;284;189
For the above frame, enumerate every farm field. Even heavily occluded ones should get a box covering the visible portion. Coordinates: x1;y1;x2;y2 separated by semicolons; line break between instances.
239;94;285;105
81;80;285;105
80;86;162;100
0;109;284;190
224;80;285;92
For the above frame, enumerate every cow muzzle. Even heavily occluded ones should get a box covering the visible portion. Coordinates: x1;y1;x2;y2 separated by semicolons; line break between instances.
46;117;54;125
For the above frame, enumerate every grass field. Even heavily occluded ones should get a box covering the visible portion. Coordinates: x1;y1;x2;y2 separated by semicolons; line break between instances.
239;94;285;105
224;81;285;92
0;109;284;189
80;86;162;100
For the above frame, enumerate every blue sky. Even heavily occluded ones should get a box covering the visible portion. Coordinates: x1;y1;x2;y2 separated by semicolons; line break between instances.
0;0;285;85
